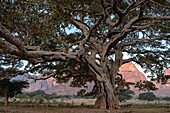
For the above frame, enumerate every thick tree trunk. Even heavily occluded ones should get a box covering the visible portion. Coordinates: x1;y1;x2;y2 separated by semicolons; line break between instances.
5;94;9;106
104;79;120;109
95;78;120;109
94;82;106;109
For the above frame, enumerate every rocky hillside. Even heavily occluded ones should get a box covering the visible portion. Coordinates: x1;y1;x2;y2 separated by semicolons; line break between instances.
119;62;147;83
164;69;170;76
24;62;170;97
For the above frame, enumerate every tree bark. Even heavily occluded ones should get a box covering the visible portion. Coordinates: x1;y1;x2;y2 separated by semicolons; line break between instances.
95;76;120;109
94;82;106;109
5;93;9;106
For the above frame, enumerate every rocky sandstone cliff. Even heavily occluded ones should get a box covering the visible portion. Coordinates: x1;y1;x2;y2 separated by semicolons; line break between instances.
119;62;146;83
24;62;170;97
164;69;170;76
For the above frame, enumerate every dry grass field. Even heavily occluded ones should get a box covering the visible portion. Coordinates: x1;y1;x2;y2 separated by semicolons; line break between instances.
0;103;170;113
0;98;170;113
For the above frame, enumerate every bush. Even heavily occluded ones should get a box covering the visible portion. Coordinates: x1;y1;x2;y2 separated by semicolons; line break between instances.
16;90;59;101
138;92;156;101
119;89;134;102
162;97;170;101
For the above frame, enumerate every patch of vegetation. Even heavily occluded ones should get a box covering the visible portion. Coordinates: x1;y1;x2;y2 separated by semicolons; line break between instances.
119;89;134;102
138;92;156;101
162;97;170;101
0;78;29;106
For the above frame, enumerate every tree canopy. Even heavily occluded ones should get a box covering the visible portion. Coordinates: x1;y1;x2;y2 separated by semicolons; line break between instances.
0;0;170;109
0;78;28;106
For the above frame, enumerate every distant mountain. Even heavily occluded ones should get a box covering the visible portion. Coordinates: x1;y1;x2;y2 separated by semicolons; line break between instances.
24;77;56;92
119;62;147;97
24;62;170;97
119;62;147;82
164;69;170;76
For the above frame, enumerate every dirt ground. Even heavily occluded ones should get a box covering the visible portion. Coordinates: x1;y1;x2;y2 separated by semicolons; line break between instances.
1;104;170;113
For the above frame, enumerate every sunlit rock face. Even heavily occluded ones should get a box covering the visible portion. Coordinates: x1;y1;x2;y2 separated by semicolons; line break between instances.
119;62;147;97
119;63;170;97
119;62;147;83
25;77;56;92
24;77;90;95
153;68;170;97
24;63;170;97
164;69;170;76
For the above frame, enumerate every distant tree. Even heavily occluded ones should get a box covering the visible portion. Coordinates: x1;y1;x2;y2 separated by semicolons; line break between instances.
138;92;156;101
15;92;30;102
17;90;59;101
47;93;58;99
119;89;134;102
162;97;170;101
30;90;46;97
77;89;86;97
0;78;29;106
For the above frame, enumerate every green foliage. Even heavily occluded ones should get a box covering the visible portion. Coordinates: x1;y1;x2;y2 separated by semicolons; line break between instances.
16;90;58;100
0;0;169;81
28;90;46;97
138;92;156;101
135;81;158;91
162;97;170;101
77;89;86;97
0;78;29;98
15;92;30;99
0;78;28;105
119;89;135;102
0;54;25;77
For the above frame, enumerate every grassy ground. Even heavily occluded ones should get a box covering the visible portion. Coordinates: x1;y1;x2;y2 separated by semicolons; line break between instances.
0;103;170;113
